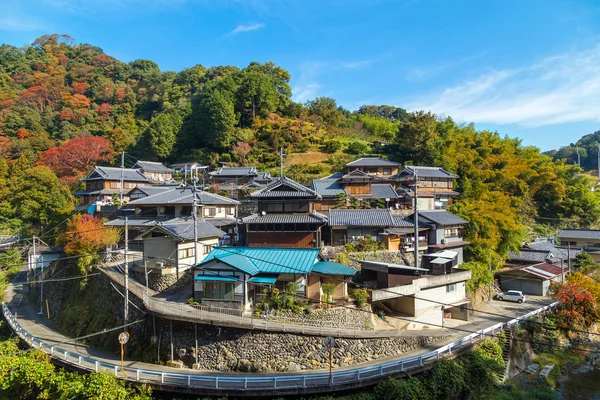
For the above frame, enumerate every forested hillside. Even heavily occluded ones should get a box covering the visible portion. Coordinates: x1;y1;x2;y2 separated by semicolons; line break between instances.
548;130;600;172
0;34;599;282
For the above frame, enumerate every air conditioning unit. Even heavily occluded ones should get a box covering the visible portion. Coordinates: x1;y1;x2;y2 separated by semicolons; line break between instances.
156;262;164;268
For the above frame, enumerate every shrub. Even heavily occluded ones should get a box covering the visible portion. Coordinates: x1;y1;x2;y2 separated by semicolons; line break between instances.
424;359;465;400
374;377;430;400
322;140;342;153
322;283;336;304
353;288;369;308
345;141;370;155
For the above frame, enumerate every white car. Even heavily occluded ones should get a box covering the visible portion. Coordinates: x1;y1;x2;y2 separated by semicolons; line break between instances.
497;290;526;303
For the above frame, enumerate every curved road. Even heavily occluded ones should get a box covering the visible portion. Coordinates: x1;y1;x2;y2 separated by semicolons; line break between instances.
3;269;556;397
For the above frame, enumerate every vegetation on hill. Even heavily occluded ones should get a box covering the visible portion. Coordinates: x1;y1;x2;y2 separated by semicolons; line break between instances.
548;129;600;172
1;34;600;291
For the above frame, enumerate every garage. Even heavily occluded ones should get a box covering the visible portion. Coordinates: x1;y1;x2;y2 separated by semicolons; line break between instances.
496;263;564;296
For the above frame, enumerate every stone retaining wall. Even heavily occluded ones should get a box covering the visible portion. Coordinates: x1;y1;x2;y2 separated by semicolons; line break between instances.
159;319;447;372
263;306;374;331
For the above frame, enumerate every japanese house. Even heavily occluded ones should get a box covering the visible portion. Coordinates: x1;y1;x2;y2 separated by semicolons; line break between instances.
496;263;566;296
557;229;600;262
242;177;328;248
209;167;272;186
136;218;226;279
393;166;460;210
312;170;400;211
75;166;150;209
415;210;469;270
359;260;472;329
327;209;398;246
192;247;356;310
132;161;174;182
343;157;401;178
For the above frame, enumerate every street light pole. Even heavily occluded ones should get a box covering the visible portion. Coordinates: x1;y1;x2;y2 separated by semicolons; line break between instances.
123;216;129;327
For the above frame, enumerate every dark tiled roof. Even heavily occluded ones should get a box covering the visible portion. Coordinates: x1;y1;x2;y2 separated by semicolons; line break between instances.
243;213;327;224
557;229;600;241
342;169;375;180
345;157;401;167
416;210;468;226
508;250;552;263
328;209;395;227
319;172;345;180
520;263;564;280
83;166;150;182
127;187;239;206
126;186;177;197
133;161;172;172
143;218;226;241
364;184;399;199
394;166;459;180
205;217;237;227
210;167;258;177
312;179;345;197
250;177;320;198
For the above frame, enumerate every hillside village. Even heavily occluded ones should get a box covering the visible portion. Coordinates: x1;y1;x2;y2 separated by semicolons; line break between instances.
37;154;583;336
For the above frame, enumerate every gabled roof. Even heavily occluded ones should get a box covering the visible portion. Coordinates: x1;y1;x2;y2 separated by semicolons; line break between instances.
126;187;239;206
394;166;459;180
345;157;401;167
328;209;395;227
250;177;320;199
342;169;375;180
508;249;553;264
349;184;399;199
519;263;564;280
557;229;600;241
133;161;172;173
126;186;177;197
210;167;258;177
199;247;321;275
319;172;345;180
415;210;468;226
243;212;327;224
312;179;345;197
312;261;357;276
138;218;226;241
255;172;272;181
82;166;150;182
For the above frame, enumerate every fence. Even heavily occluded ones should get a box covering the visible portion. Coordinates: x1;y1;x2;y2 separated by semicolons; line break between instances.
2;301;558;393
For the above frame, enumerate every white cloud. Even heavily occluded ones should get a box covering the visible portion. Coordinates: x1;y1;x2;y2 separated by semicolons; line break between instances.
0;16;44;31
291;62;323;103
226;22;265;36
407;45;600;127
341;59;375;69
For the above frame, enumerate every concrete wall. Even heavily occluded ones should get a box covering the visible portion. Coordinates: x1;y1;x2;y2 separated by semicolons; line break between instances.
143;237;177;268
372;270;471;302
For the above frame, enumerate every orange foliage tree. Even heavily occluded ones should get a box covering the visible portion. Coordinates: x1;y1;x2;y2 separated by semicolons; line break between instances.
58;214;120;273
36;136;115;189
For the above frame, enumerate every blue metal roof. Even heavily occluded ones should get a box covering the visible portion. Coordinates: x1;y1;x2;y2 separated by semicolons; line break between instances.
248;275;278;284
311;261;357;276
194;275;237;282
200;247;321;276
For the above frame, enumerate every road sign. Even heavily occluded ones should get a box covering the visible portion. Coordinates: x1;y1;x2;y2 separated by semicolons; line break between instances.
118;331;130;345
323;337;335;348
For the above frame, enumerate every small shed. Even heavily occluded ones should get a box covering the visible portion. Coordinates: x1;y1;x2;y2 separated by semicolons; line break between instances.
496;263;566;296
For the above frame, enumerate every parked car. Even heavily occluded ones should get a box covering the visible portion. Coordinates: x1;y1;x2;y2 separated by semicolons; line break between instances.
497;290;526;303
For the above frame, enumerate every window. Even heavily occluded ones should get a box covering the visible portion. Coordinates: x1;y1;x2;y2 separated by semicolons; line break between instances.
204;208;217;217
383;168;392;175
447;284;456;293
444;227;460;238
204;281;234;300
217;207;222;213
178;247;195;259
367;168;377;174
227;207;235;215
203;244;212;254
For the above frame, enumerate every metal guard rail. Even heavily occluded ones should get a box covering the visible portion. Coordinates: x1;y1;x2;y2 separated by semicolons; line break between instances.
1;301;557;392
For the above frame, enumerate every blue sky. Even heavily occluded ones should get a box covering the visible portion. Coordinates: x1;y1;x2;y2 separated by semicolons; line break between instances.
2;0;600;151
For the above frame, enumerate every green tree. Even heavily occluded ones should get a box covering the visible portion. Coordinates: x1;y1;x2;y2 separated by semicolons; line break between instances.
236;69;278;126
147;106;189;159
305;97;342;127
196;87;237;150
574;252;596;270
425;359;465;400
374;377;430;400
395;111;438;164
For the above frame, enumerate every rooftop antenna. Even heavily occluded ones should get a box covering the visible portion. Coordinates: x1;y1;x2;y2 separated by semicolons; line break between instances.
279;147;286;178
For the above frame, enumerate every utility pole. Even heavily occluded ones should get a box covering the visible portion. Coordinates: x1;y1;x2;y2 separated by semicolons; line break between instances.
123;216;129;327
413;169;419;270
279;147;285;178
576;146;581;167
119;151;125;205
560;256;565;284
192;175;199;267
567;242;572;273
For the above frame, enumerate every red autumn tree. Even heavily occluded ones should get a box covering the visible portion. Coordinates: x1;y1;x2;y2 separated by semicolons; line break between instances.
550;282;600;330
69;93;91;108
231;141;252;165
36;136;115;189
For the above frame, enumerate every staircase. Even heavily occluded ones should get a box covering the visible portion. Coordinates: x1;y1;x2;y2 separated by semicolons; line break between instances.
498;327;513;382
